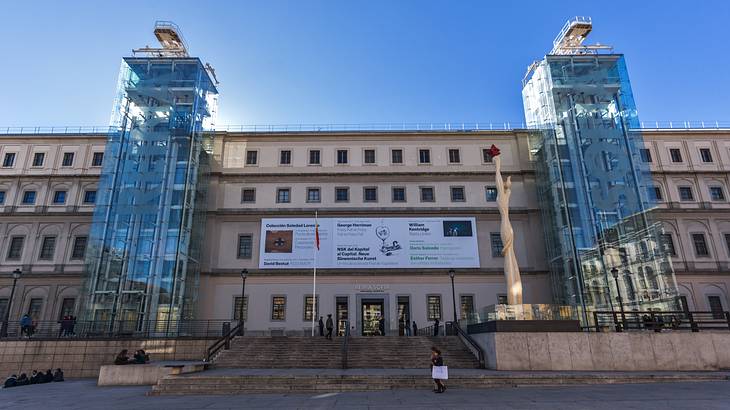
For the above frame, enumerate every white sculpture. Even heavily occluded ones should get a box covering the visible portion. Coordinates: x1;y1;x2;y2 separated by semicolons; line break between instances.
491;145;524;305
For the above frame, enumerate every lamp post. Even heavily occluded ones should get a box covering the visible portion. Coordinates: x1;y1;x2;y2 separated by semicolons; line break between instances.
611;267;627;330
238;269;248;336
448;269;458;324
1;269;22;338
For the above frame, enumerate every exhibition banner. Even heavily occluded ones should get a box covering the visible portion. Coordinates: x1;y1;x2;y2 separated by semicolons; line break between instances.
259;217;480;269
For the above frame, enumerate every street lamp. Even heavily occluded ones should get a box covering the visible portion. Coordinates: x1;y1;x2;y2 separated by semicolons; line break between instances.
611;267;627;330
448;269;458;324
1;269;22;338
238;269;248;336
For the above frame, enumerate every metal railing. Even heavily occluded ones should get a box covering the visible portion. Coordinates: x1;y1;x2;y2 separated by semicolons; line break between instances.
417;323;444;336
593;310;730;332
451;321;486;369
0;319;230;340
205;321;243;363
340;320;350;369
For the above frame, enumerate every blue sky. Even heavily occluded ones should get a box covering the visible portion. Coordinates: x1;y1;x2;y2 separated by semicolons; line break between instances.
1;1;728;127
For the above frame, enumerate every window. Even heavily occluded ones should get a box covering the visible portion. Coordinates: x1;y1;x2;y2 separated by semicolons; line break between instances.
669;148;683;163
392;187;406;202
490;232;504;257
245;150;258;165
32;152;45;167
335;187;349;202
640;149;652;163
336;149;348;165
304;296;319;321
448;149;461;164
710;186;726;201
427;295;442;321
309;150;321;165
678;186;694;201
52;190;67;204
237;235;253;259
497;294;508;304
71;236;88;260
678;295;690;312
0;191;5;204
460;295;474;320
27;298;43;321
279;150;291;165
233;296;248;321
650;187;662;201
391;149;403;164
271;296;286;321
482;148;494;163
450;186;465;202
725;233;730;256
276;188;290;203
83;190;97;204
418;149;431;164
485;186;498;202
62;152;75;167
660;234;676;256
58;298;75;320
363;149;376;164
22;191;36;205
708;296;724;320
307;188;321;203
692;233;709;256
0;299;8;325
7;236;24;260
241;188;256;203
363;187;377;202
39;236;56;260
700;148;713;163
420;187;434;202
92;152;104;167
2;153;16;167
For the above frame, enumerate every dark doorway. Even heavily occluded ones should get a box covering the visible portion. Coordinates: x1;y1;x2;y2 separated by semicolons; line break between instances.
397;296;410;336
336;296;349;336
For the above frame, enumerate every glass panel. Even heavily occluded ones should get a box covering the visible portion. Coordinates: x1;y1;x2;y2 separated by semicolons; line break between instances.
28;298;43;321
39;236;56;260
233;296;248;321
427;295;441;321
304;296;318;321
272;296;286;320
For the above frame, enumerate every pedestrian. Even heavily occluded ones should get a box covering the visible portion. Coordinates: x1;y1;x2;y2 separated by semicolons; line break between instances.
433;319;440;336
3;374;17;388
412;321;418;336
53;368;64;382
430;346;446;393
16;373;29;386
379;316;385;336
405;319;411;336
318;316;324;337
20;314;33;338
325;314;334;340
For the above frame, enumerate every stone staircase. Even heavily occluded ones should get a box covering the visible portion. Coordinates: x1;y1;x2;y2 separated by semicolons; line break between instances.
346;336;481;369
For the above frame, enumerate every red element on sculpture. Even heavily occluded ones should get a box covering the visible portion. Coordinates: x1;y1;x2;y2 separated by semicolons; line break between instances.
488;144;501;158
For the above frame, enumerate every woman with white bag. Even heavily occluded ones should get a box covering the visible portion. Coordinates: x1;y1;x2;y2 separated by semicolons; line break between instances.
430;346;447;393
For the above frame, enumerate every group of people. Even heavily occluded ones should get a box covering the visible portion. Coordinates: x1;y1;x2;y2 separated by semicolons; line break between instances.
317;314;335;339
57;315;77;337
114;349;150;365
3;369;64;388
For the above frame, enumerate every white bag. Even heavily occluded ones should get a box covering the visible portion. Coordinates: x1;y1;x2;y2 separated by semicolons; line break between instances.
431;365;448;380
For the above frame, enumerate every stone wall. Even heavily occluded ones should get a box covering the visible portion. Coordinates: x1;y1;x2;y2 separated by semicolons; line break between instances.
0;339;211;378
471;331;730;371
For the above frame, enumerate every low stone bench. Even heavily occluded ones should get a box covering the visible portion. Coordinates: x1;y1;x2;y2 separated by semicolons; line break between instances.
98;361;208;386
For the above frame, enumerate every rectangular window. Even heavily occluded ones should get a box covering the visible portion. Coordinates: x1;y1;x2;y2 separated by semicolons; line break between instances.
22;191;36;205
660;234;676;256
336;149;348;164
7;236;24;260
679;186;694;201
53;190;67;204
448;149;461;164
670;148;683;163
307;188;321;203
485;186;498;202
32;152;45;167
28;298;43;321
427;295;442;321
497;294;508;304
303;296;319;321
678;295;690;312
276;188;290;203
237;235;253;259
392;187;406;202
460;295;474;320
725;233;730;257
233;296;248;321
271;296;286;321
420;187;434;202
58;298;75;320
335;187;349;202
640;149;652;163
0;299;8;325
83;190;97;204
490;232;504;257
450;186;465;202
0;191;5;204
363;187;377;202
692;233;709;256
92;152;104;167
482;149;494;163
363;149;376;164
651;187;662;201
391;149;403;164
241;188;256;203
71;236;88;260
700;148;713;163
39;236;56;260
62;152;75;167
710;187;725;201
309;150;321;165
245;150;258;165
708;296;724;320
279;150;291;165
2;153;16;167
418;149;431;164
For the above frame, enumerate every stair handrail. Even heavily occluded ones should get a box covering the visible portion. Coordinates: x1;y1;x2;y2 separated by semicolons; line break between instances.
451;321;486;369
205;321;243;363
340;320;350;369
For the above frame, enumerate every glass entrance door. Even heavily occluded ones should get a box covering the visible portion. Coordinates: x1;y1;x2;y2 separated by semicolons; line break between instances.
361;300;384;336
336;296;348;336
397;296;410;336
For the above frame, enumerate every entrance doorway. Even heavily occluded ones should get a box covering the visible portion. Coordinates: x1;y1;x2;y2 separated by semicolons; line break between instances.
361;299;384;336
336;296;348;336
397;296;410;336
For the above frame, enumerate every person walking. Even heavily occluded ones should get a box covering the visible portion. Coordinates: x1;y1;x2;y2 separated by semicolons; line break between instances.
412;321;418;336
433;319;440;336
405;319;411;336
430;346;446;393
318;316;324;337
378;316;385;336
325;314;334;340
